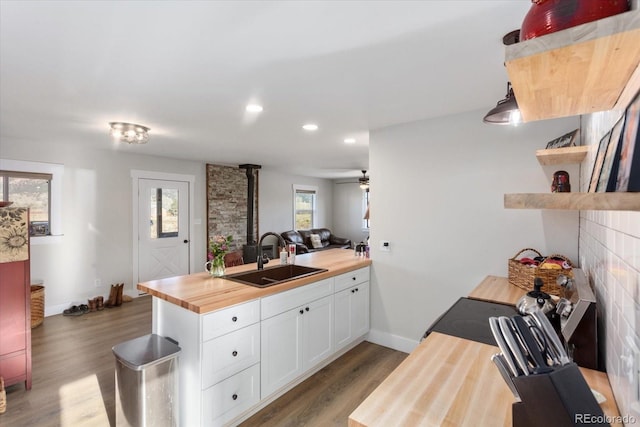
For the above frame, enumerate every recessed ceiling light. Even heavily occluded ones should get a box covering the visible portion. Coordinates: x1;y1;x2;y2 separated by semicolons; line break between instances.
302;124;318;131
246;104;263;113
344;138;356;144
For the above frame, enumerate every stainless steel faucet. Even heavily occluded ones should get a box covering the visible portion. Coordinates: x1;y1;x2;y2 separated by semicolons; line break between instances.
257;232;286;270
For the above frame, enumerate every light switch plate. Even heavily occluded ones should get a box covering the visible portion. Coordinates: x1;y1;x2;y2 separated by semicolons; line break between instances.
380;240;390;252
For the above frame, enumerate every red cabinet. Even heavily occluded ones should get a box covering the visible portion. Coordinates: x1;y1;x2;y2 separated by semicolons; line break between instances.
0;207;32;390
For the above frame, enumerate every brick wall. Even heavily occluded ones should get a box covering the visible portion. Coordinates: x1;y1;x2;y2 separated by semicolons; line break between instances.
206;164;258;252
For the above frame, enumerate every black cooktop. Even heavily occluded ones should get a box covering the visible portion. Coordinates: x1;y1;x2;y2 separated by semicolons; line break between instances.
424;297;518;346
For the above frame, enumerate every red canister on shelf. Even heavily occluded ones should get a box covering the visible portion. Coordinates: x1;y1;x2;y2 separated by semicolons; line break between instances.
520;0;630;41
552;170;571;193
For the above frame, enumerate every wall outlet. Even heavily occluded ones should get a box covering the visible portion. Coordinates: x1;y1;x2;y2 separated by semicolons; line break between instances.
94;279;101;288
380;240;391;252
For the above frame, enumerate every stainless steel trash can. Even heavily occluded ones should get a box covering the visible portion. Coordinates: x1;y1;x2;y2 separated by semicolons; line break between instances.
113;334;181;427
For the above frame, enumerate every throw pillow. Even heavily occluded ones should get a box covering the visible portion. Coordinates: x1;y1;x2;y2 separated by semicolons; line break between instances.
309;233;323;249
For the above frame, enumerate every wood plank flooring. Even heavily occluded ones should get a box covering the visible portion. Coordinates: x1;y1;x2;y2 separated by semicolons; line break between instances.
1;296;407;427
239;342;407;427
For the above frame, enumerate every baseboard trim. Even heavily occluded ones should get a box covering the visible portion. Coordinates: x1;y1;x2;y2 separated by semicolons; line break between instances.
366;329;418;354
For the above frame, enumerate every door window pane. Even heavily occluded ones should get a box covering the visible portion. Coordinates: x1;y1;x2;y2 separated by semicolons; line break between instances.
150;188;179;238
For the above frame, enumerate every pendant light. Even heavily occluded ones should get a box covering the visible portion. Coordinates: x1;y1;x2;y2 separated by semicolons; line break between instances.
483;82;522;125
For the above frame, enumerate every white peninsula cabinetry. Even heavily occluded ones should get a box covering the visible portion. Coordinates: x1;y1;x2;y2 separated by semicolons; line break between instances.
261;278;334;398
334;267;370;351
151;265;370;427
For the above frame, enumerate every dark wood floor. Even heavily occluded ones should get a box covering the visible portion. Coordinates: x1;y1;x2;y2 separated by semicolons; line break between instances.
1;296;407;427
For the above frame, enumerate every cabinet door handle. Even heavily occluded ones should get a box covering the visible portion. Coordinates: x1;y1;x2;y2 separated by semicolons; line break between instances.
352;277;356;281
300;309;304;314
232;350;238;357
355;288;359;292
351;289;355;293
232;316;238;322
305;307;309;312
232;393;238;401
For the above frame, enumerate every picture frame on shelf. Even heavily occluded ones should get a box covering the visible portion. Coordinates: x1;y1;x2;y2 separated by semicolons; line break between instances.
545;129;579;149
588;130;611;192
596;117;624;192
614;92;640;192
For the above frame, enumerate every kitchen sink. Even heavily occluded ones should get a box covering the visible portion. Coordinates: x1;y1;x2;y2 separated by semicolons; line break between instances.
224;264;328;288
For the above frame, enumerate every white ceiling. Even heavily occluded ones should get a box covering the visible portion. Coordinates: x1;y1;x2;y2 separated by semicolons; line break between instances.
0;1;531;178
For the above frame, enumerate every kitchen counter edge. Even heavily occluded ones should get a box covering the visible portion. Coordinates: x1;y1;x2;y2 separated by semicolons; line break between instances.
137;249;372;314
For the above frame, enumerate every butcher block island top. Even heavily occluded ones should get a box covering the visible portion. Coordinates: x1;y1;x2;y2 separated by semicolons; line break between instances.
137;248;371;314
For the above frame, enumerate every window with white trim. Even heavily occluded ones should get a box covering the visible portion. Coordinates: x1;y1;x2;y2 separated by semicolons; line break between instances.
0;170;52;235
0;159;64;242
293;185;317;230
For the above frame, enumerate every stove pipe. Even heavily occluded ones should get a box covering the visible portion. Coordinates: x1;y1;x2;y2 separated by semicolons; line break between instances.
239;164;261;245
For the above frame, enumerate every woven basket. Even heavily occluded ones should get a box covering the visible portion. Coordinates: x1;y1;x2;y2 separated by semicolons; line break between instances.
0;376;6;414
30;285;44;329
508;248;574;297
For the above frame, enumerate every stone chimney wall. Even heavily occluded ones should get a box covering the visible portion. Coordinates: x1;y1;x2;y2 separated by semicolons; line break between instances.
206;164;258;252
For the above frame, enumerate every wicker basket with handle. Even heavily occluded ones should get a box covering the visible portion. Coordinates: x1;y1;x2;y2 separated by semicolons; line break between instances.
508;248;574;297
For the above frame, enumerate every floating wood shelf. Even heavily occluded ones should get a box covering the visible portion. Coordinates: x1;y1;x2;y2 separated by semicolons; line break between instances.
504;193;640;211
505;10;640;122
536;146;589;166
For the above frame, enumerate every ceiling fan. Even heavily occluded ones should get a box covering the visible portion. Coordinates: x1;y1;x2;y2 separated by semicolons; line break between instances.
359;170;369;190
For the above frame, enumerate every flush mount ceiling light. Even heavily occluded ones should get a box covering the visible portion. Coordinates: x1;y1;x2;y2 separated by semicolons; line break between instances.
359;170;369;189
302;123;318;131
483;82;522;125
246;104;263;113
109;122;150;144
344;138;356;144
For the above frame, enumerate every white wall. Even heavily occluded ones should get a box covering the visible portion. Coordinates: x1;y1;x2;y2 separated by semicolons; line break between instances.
579;109;640;420
1;140;208;315
332;179;369;246
368;109;580;352
258;168;334;234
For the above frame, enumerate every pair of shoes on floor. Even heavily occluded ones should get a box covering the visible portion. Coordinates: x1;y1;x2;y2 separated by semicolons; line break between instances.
88;296;104;311
105;283;124;308
63;304;89;316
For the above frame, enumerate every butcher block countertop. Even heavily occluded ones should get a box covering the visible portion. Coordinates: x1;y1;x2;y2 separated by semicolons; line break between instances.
468;275;527;306
137;248;371;314
349;275;621;427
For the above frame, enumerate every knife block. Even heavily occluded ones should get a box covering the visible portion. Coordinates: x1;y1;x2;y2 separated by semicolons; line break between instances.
512;363;607;427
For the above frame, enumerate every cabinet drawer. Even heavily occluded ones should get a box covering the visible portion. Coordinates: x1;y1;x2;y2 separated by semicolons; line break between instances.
202;300;260;342
334;267;370;293
202;363;260;426
0;352;27;386
202;323;260;388
261;278;333;320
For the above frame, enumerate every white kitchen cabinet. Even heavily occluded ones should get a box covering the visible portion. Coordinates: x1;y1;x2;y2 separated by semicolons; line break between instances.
151;265;370;426
261;304;303;397
302;295;334;369
153;298;261;427
202;322;261;388
334;267;370;351
202;363;261;425
261;290;334;398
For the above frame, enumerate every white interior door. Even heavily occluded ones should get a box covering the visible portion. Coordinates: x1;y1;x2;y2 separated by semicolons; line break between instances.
138;179;190;283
